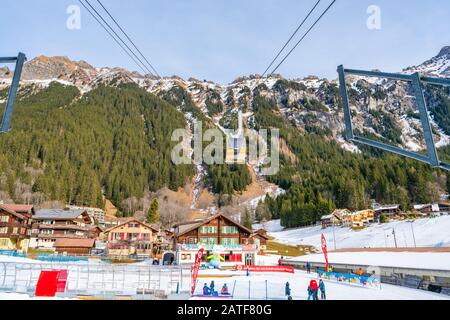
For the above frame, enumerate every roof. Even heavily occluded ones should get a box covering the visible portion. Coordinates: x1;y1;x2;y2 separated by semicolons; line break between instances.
175;213;254;238
33;209;87;220
0;204;34;214
104;219;158;233
374;205;400;211
250;229;270;240
0;205;28;220
55;238;96;248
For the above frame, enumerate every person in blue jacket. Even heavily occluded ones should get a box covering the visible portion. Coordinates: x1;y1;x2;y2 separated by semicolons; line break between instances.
306;262;311;274
209;281;216;295
203;283;211;295
319;279;326;300
285;282;291;296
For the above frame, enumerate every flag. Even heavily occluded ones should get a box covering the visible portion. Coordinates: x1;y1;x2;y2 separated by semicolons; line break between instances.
191;248;204;295
321;234;329;272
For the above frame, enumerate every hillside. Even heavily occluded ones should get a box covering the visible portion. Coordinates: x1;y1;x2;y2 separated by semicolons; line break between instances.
0;48;449;226
256;216;450;250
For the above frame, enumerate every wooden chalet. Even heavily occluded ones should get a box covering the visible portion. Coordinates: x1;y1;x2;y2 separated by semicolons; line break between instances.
172;213;266;266
30;209;94;249
0;204;35;251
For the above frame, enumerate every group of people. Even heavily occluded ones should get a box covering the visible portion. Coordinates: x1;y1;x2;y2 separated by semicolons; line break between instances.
307;279;326;300
202;281;230;296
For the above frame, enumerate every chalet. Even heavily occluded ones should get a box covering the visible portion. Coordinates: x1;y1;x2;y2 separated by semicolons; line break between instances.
104;219;158;256
55;238;96;255
248;229;270;249
321;209;349;229
172;213;264;266
29;209;94;249
373;204;401;218
414;202;450;216
0;204;34;252
67;205;106;225
341;209;375;228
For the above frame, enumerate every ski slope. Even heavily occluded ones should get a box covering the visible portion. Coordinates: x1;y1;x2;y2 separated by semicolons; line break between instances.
192;269;449;300
255;216;450;250
288;251;450;271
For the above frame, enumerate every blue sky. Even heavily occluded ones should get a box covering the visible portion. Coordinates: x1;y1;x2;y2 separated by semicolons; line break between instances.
0;0;449;84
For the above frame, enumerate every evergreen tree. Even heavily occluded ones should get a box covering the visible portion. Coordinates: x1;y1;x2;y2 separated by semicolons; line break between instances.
242;208;253;229
147;199;160;223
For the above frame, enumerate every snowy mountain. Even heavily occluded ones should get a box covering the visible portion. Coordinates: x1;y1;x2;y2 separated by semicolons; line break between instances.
1;46;449;153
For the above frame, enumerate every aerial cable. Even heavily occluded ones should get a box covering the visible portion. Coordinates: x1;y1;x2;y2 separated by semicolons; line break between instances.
270;0;337;76
79;0;154;76
96;0;161;78
262;0;322;77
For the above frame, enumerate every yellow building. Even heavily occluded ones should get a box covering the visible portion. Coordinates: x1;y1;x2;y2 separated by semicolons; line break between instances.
341;209;375;228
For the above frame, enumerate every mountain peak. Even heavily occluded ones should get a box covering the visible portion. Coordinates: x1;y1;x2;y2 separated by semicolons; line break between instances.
437;46;450;58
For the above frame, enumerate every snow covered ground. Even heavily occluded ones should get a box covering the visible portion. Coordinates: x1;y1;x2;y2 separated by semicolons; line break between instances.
256;216;450;249
287;251;450;271
192;269;449;300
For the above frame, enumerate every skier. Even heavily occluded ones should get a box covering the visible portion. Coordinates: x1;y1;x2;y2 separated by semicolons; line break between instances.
309;279;319;300
306;261;311;274
285;282;291;296
307;285;313;300
357;268;363;277
319;279;326;300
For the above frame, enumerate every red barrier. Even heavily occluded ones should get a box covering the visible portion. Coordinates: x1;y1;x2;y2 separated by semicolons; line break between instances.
235;265;295;273
35;270;68;297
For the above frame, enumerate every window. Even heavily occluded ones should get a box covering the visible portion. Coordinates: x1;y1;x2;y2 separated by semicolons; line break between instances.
42;220;54;225
221;238;239;245
222;226;238;234
41;230;53;235
200;226;217;234
199;237;218;245
0;215;9;223
0;227;8;234
128;223;139;228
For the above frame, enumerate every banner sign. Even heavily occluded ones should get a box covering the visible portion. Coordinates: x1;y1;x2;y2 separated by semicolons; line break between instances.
235;265;295;273
179;244;257;252
318;269;381;289
321;234;329;272
191;248;204;295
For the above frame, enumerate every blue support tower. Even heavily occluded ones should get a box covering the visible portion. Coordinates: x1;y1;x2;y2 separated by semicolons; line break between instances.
337;65;450;171
0;52;27;133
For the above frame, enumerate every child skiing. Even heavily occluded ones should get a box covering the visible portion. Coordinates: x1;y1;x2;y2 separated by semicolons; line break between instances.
285;282;291;296
319;279;326;300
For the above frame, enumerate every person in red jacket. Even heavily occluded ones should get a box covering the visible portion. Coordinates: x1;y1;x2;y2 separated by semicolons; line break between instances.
278;256;283;266
309;280;319;300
